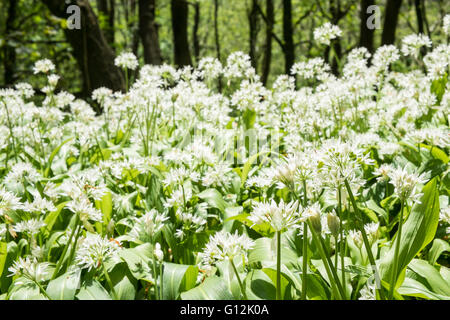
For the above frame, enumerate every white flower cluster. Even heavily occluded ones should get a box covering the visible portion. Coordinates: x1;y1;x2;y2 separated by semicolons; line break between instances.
314;22;342;46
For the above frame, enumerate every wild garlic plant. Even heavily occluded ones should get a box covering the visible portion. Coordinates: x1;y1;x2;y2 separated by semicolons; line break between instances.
0;17;449;301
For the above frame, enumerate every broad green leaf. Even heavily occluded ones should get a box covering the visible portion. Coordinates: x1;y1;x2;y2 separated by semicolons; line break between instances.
180;276;234;300
110;263;137;300
119;244;154;282
44;138;73;177
0;242;6;278
46;269;81;300
227;214;275;237
398;277;449;300
380;178;440;289
248;237;298;268
162;262;198;300
8;278;45;300
197;189;229;213
428;239;450;265
76;279;112;300
43;201;69;236
407;259;450;297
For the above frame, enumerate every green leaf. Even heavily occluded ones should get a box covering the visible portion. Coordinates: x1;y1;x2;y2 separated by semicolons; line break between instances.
109;263;137;300
407;259;450;297
44;138;73;177
428;239;450;265
46;269;81;300
43;201;69;236
419;144;448;164
398;277;449;300
180;276;234;300
380;178;440;290
8;278;44;300
162;262;198;300
197;189;229;213
76;279;112;300
119;244;154;282
0;242;6;278
227;214;275;237
248;237;298;268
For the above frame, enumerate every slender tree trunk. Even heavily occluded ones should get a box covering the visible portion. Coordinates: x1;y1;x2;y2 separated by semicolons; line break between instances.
381;0;403;45
213;0;221;62
282;0;294;74
261;0;273;85
193;2;201;63
414;0;424;34
249;0;259;70
139;0;162;65
359;0;375;53
42;0;125;95
4;0;17;86
171;0;192;67
97;0;115;47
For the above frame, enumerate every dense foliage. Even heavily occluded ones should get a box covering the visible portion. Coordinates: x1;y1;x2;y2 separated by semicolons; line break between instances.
0;17;449;300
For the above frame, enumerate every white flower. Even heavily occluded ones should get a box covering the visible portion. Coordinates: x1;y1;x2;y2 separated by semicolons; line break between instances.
443;14;450;36
66;197;103;222
33;59;55;74
199;231;254;269
14;219;46;236
401;34;432;58
129;209;169;242
387;167;427;203
0;187;22;216
75;233;122;271
314;23;342;46
250;199;300;232
115;52;139;70
8;257;52;283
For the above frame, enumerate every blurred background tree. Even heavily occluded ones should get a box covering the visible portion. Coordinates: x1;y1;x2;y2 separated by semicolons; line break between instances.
0;0;448;97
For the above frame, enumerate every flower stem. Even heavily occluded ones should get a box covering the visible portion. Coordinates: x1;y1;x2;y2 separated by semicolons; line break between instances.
103;263;118;300
389;200;405;300
301;222;308;300
344;179;386;300
276;231;282;300
51;215;80;280
230;259;247;300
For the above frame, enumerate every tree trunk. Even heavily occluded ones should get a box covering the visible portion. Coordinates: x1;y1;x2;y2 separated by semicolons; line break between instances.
261;0;273;85
96;0;115;47
42;0;125;95
213;0;221;62
4;0;17;86
359;0;375;53
381;0;403;45
282;0;294;75
139;0;162;65
249;0;259;70
171;0;192;67
193;2;201;63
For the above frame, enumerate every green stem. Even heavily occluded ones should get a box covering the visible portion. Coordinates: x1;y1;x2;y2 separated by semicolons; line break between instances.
159;263;164;300
344;179;386;300
34;278;52;300
51;215;79;280
230;259;247;300
103;263;118;300
307;222;342;300
318;234;346;300
338;187;346;299
64;220;82;273
301;222;308;300
388;200;405;300
276;231;282;300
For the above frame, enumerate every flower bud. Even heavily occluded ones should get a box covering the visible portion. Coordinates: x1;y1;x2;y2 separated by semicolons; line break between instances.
306;206;322;233
327;211;340;237
154;243;164;262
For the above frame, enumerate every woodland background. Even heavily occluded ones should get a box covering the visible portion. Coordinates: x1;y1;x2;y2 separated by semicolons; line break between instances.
0;0;448;99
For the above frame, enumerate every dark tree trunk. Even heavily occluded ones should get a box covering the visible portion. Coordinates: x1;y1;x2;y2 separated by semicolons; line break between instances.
249;0;259;70
213;0;221;62
171;0;192;67
414;0;424;34
359;0;375;53
4;0;17;86
282;0;294;74
97;0;115;47
139;0;162;65
381;0;403;45
42;0;125;95
193;2;201;63
261;0;273;85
